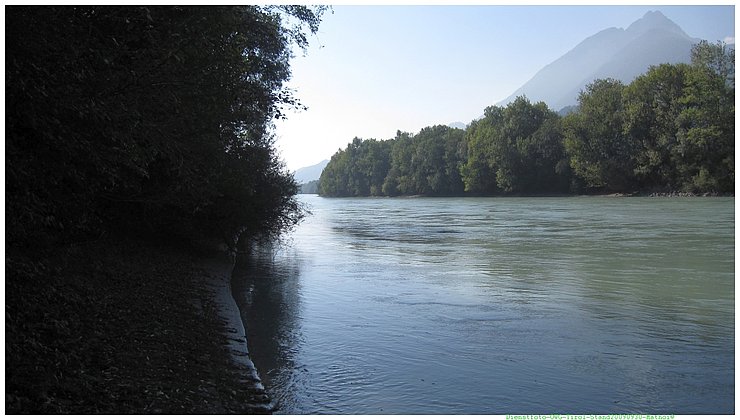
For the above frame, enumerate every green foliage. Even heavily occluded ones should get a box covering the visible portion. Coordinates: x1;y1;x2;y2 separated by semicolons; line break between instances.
318;40;733;198
6;6;326;248
463;97;569;194
299;180;320;194
383;126;466;196
382;131;414;196
564;78;636;191
624;64;691;189
461;114;500;194
319;138;386;197
677;41;735;192
319;127;466;197
691;40;735;88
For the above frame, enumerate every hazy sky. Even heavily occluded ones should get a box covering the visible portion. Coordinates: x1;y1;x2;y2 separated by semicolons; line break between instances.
275;4;735;171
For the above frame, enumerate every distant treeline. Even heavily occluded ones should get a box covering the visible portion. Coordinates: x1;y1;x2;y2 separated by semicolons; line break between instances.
6;6;326;250
319;41;734;197
299;180;320;194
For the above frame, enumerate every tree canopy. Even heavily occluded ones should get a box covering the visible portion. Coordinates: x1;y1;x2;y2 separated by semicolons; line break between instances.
6;6;326;249
319;41;734;197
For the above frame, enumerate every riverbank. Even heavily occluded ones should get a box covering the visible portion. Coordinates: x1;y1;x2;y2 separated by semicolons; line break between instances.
6;239;270;414
313;190;734;199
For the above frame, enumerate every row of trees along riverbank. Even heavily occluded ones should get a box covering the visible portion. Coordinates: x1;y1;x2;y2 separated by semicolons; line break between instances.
319;41;734;197
7;6;327;251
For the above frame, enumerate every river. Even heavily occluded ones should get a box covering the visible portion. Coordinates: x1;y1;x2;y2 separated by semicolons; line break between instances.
230;195;734;414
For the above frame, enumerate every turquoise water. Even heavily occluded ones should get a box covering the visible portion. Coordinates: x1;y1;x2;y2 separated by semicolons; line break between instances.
231;196;734;414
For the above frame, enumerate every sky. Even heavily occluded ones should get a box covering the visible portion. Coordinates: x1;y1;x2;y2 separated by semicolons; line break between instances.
274;4;735;171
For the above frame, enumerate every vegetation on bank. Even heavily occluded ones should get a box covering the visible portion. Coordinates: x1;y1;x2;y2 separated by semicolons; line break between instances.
6;6;326;252
319;41;734;197
6;6;325;414
299;180;321;194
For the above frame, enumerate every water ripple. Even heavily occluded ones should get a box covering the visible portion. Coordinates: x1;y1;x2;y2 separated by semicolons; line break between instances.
236;196;734;414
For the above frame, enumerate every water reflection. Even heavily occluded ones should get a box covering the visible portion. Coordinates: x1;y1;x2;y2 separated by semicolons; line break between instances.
230;196;734;414
230;244;304;412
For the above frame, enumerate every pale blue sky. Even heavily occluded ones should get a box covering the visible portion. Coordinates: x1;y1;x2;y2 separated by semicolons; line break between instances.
275;5;735;171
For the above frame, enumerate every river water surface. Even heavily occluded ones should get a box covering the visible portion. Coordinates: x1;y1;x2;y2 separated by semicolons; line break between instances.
231;196;734;414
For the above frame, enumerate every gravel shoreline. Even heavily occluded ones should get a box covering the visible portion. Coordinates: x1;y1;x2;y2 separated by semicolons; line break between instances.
198;257;274;413
6;240;272;414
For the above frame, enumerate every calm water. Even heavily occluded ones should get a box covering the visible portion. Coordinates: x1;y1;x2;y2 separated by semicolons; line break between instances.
230;196;734;414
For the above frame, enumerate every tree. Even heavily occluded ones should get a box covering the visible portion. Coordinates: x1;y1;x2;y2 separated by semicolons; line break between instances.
6;6;326;248
623;64;691;190
516;117;571;193
494;97;568;193
462;97;568;194
405;125;465;195
320;126;465;197
690;40;735;87
674;41;735;192
461;107;505;194
621;42;734;193
441;126;468;195
319;147;351;197
314;41;733;198
383;131;414;196
563;79;636;191
299;180;320;194
318;137;392;197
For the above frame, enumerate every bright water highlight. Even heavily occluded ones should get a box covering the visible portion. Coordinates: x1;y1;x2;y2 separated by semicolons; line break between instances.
231;196;734;414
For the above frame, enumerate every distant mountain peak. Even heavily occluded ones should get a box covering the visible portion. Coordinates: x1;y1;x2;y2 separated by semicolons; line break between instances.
635;10;671;24
294;159;329;183
626;10;690;39
497;10;697;111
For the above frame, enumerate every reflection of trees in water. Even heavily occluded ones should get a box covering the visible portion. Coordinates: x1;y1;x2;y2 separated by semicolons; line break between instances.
230;244;303;410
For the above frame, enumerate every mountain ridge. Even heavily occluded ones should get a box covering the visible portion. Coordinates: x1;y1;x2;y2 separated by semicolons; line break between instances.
294;159;329;183
497;11;700;110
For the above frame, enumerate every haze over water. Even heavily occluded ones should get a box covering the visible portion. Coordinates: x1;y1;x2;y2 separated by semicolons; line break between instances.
232;196;734;414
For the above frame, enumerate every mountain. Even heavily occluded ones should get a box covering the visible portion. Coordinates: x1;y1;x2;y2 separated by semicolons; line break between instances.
498;11;699;111
293;159;329;183
447;121;467;130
